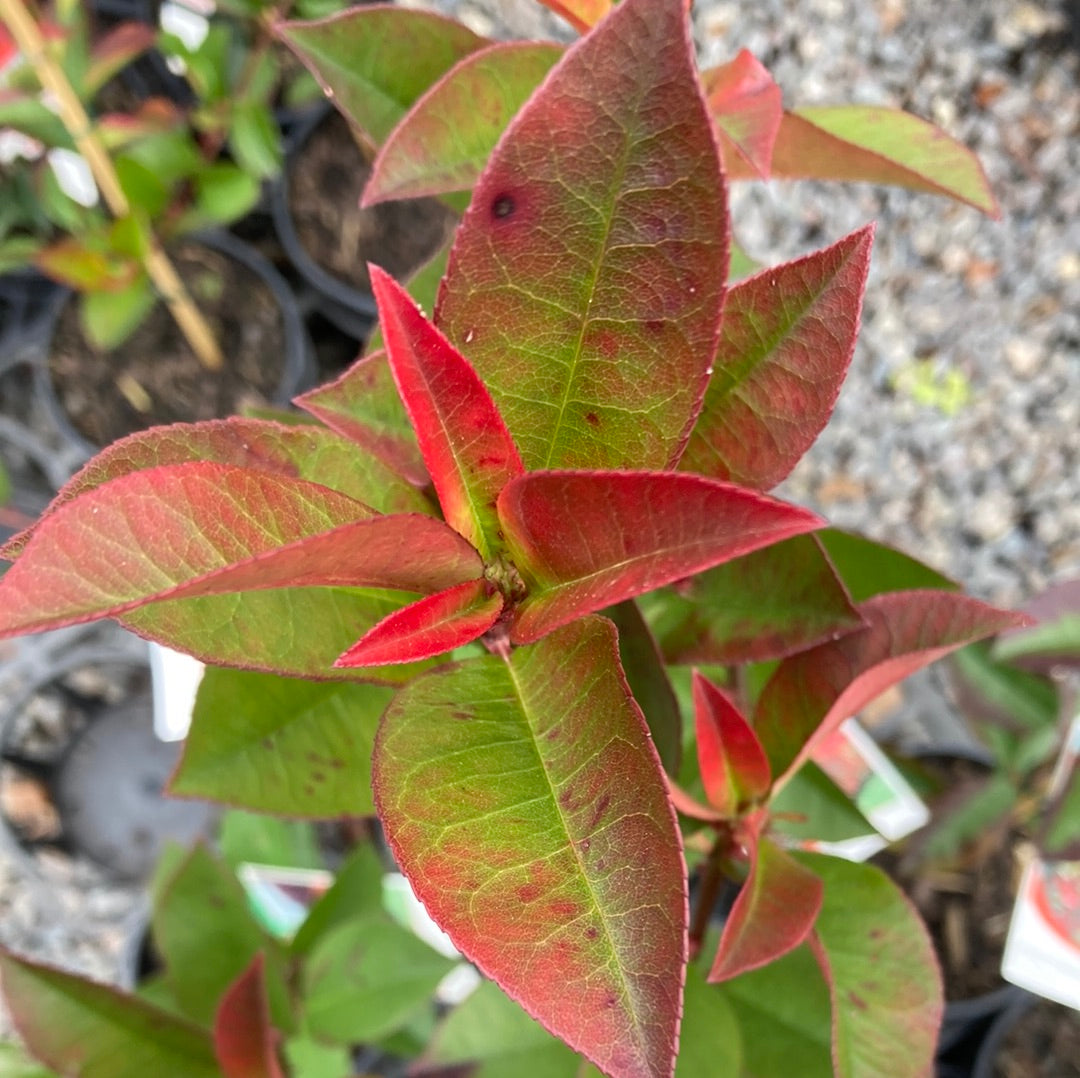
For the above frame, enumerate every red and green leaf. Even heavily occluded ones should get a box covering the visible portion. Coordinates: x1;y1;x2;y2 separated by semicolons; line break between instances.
801;853;943;1078
371;265;522;556
364;42;563;205
1;417;430;558
336;577;502;668
436;0;728;471
85;21;156;95
0;950;218;1078
373;618;685;1078
170;668;393;817
643;534;864;665
729;107;1000;218
709;834;823;982
0;463;482;638
276;8;485;148
499;470;822;643
214;956;284;1078
293;350;427;488
701;50;783;178
681;226;874;490
754;591;1030;783
693;674;770;816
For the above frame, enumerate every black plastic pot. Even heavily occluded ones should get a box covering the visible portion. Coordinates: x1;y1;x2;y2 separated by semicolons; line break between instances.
969;987;1038;1078
270;104;379;341
935;986;1030;1078
0;626;215;883
30;229;314;466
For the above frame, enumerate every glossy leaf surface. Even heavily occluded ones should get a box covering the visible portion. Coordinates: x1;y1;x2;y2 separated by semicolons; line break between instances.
816;528;958;602
214;956;284;1078
605;600;682;775
701;50;782;178
336;578;502;667
277;8;484;147
0;417;429;560
293;350;427;487
171;668;392;817
729;107;999;217
437;0;727;471
365;42;562;205
500;470;821;643
374;618;685;1078
681;227;873;489
0;951;218;1078
803;853;942;1078
0;463;481;638
755;591;1028;782
302;916;455;1044
709;834;822;982
693;674;770;816
644;534;863;665
371;266;522;555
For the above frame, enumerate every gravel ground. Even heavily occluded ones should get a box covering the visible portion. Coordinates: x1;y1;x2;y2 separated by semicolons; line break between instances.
0;0;1078;1045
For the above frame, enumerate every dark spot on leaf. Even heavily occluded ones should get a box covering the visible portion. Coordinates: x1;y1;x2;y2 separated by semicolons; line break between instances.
311;771;326;784
516;882;542;903
451;710;473;720
558;788;573;807
589;792;612;830
585;926;599;941
209;893;225;909
646;319;665;334
548;900;579;918
330;759;345;770
585;412;600;427
304;785;315;797
492;193;515;219
869;928;883;940
847;990;867;1010
604;993;618;1009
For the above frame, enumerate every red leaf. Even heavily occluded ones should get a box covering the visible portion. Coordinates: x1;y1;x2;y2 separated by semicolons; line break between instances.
709;832;823;982
693;673;770;816
534;0;612;33
0;416;430;558
729;108;1000;218
364;42;563;205
0;463;480;638
86;21;156;93
294;350;428;487
213;955;284;1078
755;591;1031;784
498;470;822;643
336;578;502;668
701;51;783;179
436;0;727;471
681;227;874;490
373;618;685;1078
371;265;522;557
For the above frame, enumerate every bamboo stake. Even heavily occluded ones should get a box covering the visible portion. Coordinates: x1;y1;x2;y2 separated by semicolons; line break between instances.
0;0;224;369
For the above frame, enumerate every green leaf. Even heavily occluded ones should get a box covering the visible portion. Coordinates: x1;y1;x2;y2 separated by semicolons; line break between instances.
230;102;283;180
290;843;385;958
278;8;485;147
681;228;873;490
114;155;170;219
171;667;392;817
716;944;832;1078
604;600;682;776
302;916;454;1044
0;1041;59;1077
80;274;155;349
0;459;11;508
1043;761;1080;859
365;42;562;204
85;23;156;94
643;534;863;665
427;979;580;1076
187;163;262;230
436;0;728;470
0;950;218;1078
0;94;72;147
219;811;323;872
800;853;942;1078
769;762;875;843
373;617;685;1078
0;236;44;275
675;963;742;1077
282;1038;350;1078
152;845;291;1030
949;641;1058;734
815;529;959;602
918;771;1016;862
993;580;1080;668
729;107;999;217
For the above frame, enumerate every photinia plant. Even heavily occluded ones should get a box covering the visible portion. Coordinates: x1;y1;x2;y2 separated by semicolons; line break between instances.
0;0;1028;1075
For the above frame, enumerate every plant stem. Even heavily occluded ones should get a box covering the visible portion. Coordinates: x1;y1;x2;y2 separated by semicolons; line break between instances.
0;0;224;370
688;830;733;962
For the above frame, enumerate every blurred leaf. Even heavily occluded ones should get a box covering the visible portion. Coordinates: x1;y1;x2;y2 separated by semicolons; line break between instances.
81;273;154;349
674;963;742;1076
919;771;1015;862
231;102;283;180
213;956;284;1078
994;579;1080;670
769;761;874;843
1042;761;1080;858
181;163;261;232
949;641;1058;734
0;459;10;507
35;237;136;292
0;950;218;1078
0;1040;59;1077
302;916;454;1044
0;93;72;147
816;529;960;602
114;156;170;219
85;22;156;95
701;50;783;179
219;811;322;872
282;1038;350;1078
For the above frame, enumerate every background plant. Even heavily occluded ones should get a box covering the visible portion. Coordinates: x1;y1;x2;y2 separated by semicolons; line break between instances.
0;1;1032;1075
